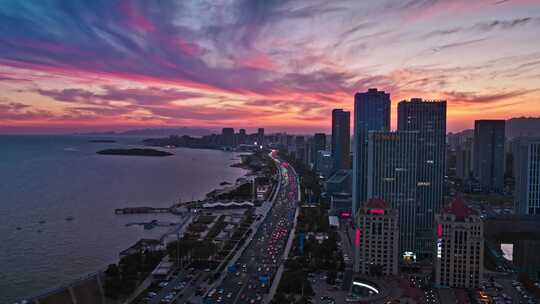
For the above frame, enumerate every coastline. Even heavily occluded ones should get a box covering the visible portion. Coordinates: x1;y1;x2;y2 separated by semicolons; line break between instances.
27;150;254;303
0;136;250;304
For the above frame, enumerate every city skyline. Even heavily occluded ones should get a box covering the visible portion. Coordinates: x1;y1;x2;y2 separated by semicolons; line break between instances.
1;1;540;134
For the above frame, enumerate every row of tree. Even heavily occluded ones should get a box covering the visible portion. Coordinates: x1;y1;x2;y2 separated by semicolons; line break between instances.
103;250;164;299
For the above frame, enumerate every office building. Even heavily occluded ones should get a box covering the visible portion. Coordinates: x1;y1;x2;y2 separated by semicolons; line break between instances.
367;131;418;254
295;136;305;162
473;120;506;192
257;128;265;146
221;128;235;147
316;150;333;178
312;133;327;166
398;98;447;257
352;89;391;220
512;137;540;215
434;196;483;289
447;129;474;150
456;138;473;181
332;109;351;172
237;129;247;145
354;198;399;275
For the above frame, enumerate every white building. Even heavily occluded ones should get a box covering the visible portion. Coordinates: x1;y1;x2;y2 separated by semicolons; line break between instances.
354;198;399;276
434;196;484;289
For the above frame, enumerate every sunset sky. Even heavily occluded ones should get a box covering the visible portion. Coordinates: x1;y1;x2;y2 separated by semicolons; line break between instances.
0;0;539;134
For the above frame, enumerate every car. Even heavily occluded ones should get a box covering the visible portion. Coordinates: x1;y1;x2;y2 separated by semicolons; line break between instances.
158;281;169;288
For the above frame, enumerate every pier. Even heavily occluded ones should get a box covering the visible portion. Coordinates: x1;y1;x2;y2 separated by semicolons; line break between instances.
114;207;171;214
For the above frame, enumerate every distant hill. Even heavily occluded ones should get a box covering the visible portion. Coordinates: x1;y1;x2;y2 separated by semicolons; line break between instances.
75;127;214;137
506;117;540;139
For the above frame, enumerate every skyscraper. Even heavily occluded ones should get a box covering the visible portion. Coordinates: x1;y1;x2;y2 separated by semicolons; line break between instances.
295;136;305;162
312;133;327;167
434;196;484;289
221;128;235;147
257;128;265;146
352;89;391;220
473;120;506;192
456;138;473;181
238;128;247;145
331;109;351;171
367;130;418;254
512;137;540;215
398;98;447;257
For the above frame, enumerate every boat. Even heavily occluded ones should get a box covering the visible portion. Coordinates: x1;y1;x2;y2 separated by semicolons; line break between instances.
65;216;74;221
38;220;46;224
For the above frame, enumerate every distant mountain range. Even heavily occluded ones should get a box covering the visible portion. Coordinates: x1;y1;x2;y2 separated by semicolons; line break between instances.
74;127;215;137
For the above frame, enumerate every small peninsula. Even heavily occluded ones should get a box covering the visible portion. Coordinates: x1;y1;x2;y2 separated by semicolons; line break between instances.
96;148;173;157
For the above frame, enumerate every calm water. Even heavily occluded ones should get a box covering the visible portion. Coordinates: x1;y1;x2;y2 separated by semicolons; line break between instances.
0;135;247;303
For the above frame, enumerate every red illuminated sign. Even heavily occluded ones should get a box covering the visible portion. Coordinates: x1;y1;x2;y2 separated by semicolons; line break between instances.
355;228;361;247
340;212;351;219
369;209;385;215
437;223;443;238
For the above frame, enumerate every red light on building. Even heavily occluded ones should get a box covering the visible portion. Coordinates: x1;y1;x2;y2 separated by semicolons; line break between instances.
355;228;361;247
340;212;351;219
437;223;443;238
369;209;385;215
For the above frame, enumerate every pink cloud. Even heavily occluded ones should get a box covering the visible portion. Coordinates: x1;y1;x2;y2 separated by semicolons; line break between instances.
119;2;156;32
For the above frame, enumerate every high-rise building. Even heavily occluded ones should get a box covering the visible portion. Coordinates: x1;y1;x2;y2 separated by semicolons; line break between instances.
304;137;313;166
332;109;351;172
512;137;540;215
398;98;447;257
221;128;235;147
473;120;506;192
237;129;247;145
316;150;333;178
366;131;418;254
295;136;305;162
434;196;484;289
456;138;473;181
447;129;474;150
312;133;327;167
352;89;391;220
257;128;265;146
354;198;399;275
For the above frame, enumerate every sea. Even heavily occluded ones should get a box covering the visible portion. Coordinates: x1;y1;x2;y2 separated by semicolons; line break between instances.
0;135;248;303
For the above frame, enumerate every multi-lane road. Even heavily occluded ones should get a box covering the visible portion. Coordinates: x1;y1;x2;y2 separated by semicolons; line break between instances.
204;159;299;304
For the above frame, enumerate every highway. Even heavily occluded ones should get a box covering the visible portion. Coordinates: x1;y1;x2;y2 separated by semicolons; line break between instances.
204;158;298;304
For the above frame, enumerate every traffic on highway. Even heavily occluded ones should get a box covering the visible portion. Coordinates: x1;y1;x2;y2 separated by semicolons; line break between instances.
204;159;299;304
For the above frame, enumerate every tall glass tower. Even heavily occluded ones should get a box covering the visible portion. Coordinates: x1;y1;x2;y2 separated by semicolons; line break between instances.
397;98;447;258
331;109;351;172
352;89;391;219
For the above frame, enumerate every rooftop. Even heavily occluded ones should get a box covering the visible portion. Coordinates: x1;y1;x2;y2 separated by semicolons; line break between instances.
443;195;478;220
365;198;390;209
327;169;351;183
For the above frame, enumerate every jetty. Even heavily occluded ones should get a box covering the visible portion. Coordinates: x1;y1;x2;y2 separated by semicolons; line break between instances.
114;207;171;214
